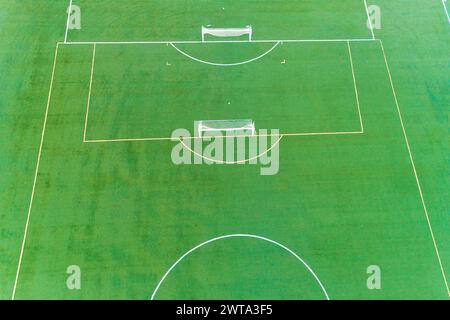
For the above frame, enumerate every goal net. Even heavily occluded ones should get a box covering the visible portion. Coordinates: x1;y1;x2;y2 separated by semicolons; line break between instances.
202;26;252;42
196;119;256;137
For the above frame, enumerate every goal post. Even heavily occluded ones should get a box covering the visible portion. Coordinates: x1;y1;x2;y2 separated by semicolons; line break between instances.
196;119;256;137
202;26;252;42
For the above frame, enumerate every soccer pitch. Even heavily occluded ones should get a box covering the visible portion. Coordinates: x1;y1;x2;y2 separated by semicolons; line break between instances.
1;0;449;300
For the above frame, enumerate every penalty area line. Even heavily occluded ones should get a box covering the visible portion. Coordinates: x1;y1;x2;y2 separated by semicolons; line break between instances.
59;38;378;46
83;130;364;144
347;41;364;133
64;0;73;43
364;0;375;40
83;44;97;142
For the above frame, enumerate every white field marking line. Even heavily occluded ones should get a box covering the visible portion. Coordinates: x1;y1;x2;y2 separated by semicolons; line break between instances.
150;234;330;300
83;130;364;144
83;44;96;142
347;41;364;133
169;41;280;67
442;0;450;23
364;0;375;40
59;38;377;46
177;136;283;165
277;130;364;137
64;0;73;43
379;40;450;297
11;43;60;300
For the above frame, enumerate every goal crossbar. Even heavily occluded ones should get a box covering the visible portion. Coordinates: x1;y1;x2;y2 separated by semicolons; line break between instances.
202;26;252;42
196;119;256;137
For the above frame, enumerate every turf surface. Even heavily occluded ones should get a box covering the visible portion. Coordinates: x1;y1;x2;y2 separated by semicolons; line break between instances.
0;0;448;300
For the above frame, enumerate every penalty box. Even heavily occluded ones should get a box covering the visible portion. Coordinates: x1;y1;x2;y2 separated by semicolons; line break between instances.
83;41;365;142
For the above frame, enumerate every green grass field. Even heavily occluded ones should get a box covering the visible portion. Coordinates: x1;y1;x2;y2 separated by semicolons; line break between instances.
0;0;448;300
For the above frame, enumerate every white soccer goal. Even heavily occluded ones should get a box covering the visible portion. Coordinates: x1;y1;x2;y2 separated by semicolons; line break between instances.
201;26;252;42
196;119;256;137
